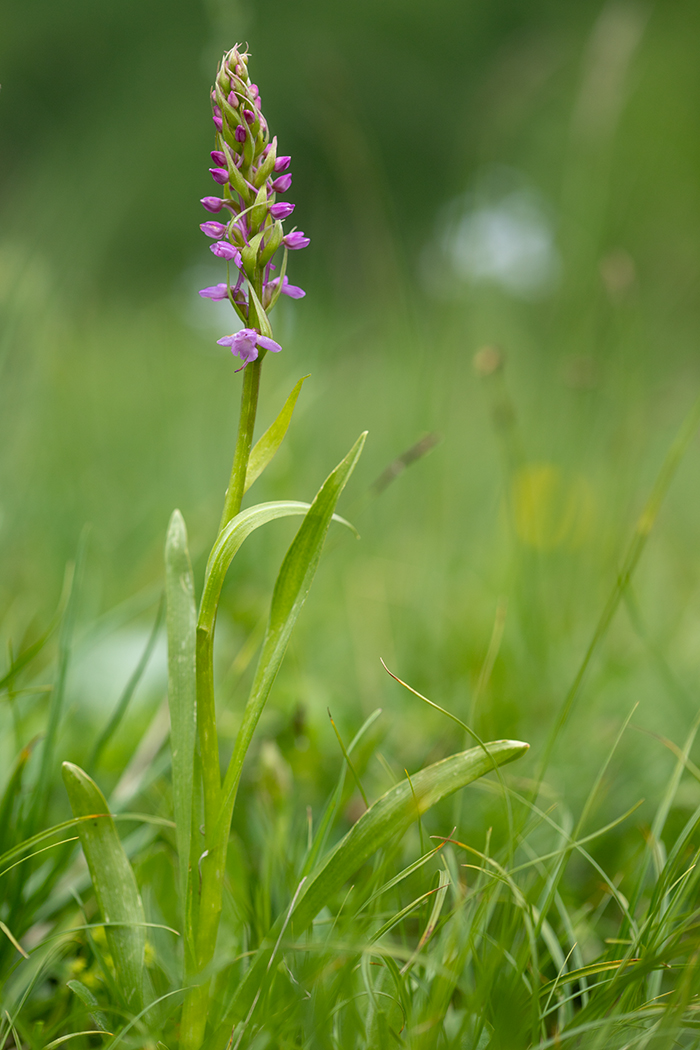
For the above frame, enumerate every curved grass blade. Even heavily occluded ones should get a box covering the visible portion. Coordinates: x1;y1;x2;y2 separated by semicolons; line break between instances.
61;763;148;1010
164;511;197;943
301;708;383;879
90;595;165;770
244;375;309;493
227;738;528;1021
30;530;88;834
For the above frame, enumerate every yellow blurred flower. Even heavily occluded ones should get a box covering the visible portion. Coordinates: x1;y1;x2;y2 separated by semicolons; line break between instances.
512;463;595;550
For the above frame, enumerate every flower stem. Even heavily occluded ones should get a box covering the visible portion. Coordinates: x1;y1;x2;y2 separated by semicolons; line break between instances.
219;355;262;533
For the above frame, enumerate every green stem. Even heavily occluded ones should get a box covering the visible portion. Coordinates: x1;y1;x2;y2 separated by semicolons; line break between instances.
182;310;267;1050
219;355;263;533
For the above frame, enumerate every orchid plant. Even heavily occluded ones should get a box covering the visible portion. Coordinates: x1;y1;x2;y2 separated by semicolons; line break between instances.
58;45;527;1050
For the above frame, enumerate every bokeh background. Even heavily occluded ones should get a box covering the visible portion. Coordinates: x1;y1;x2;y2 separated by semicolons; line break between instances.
2;0;700;856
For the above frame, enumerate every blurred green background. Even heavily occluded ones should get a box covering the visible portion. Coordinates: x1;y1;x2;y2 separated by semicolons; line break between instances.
2;0;700;844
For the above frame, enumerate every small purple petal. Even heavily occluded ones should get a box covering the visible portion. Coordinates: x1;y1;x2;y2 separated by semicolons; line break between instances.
210;150;226;165
227;90;239;106
271;173;292;193
243;109;256;124
199;283;229;300
283;230;310;250
266;276;306;299
256;335;282;353
234;124;247;143
274;156;291;172
201;196;225;213
270;202;295;219
250;83;259;98
209;167;229;185
213;115;223;131
200;221;227;238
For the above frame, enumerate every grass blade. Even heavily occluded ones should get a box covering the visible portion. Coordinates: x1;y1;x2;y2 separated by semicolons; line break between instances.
61;763;148;1010
164;511;197;943
244;375;309;493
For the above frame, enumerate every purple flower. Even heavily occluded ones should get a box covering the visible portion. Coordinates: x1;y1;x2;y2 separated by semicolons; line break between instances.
217;328;282;366
271;173;292;193
270;202;295;219
243;109;256;124
283;230;310;250
213;104;223;132
201;196;225;213
210;241;242;266
274;156;291;172
200;221;227;238
199;283;229;300
227;91;239;106
210;167;229;185
210;150;226;165
234;124;247;143
267;275;305;299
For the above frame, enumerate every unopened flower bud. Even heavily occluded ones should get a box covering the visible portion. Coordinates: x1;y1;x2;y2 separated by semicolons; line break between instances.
210;150;226;165
234;125;247;143
200;221;227;238
211;241;242;264
274;156;291;172
243;109;256;125
271;173;292;193
201;196;226;212
283;230;310;250
227;91;239;107
213;104;223;132
270;202;295;219
209;167;229;185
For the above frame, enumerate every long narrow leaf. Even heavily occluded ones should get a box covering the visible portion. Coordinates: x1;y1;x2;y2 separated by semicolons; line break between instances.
164;511;197;937
217;433;367;834
244;375;309;493
62;763;148;1010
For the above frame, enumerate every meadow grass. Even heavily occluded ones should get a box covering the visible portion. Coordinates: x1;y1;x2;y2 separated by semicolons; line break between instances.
3;4;700;1046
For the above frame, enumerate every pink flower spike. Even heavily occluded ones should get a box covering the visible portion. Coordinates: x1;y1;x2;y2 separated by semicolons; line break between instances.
274;156;291;172
199;283;229;300
270;202;295;219
200;221;227;238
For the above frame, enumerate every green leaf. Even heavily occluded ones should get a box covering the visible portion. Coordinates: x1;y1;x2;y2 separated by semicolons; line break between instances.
217;433;367;833
292;738;529;932
67;980;110;1032
244;375;309;494
164;512;197;934
199;500;355;637
61;763;148;1010
226;738;528;1022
